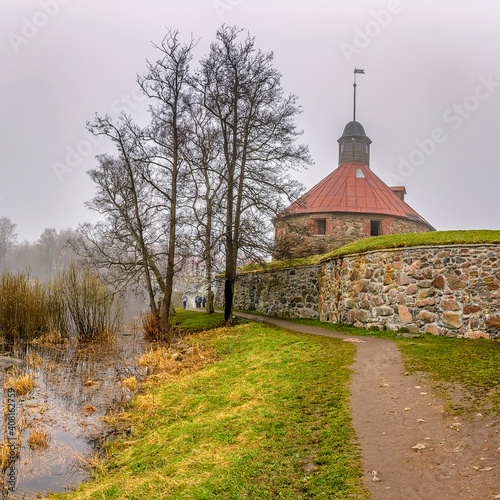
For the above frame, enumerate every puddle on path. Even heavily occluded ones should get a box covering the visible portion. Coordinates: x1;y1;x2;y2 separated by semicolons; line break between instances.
0;322;150;498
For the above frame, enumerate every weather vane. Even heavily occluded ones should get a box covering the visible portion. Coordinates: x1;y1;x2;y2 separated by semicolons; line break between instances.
353;68;365;122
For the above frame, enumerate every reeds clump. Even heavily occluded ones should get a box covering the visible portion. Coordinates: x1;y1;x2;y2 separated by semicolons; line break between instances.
142;312;162;341
121;376;138;393
27;428;50;449
4;368;36;396
0;271;49;339
0;264;122;342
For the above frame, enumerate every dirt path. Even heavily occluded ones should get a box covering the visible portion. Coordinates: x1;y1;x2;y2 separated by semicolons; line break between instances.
234;313;500;499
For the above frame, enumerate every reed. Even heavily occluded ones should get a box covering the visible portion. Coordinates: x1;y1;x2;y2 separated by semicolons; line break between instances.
0;265;122;341
4;368;36;396
27;428;50;449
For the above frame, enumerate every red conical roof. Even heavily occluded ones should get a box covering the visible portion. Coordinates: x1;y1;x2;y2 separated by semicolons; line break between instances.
281;163;434;229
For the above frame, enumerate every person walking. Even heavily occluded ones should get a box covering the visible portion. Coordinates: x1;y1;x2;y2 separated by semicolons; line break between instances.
202;295;207;308
182;293;188;309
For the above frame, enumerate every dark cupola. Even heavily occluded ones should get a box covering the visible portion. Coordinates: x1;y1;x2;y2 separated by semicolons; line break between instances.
337;120;372;166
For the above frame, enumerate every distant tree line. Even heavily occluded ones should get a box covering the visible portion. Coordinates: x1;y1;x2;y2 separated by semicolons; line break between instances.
0;217;77;280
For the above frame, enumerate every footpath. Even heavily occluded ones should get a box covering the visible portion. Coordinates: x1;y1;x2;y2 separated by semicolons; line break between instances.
233;312;499;500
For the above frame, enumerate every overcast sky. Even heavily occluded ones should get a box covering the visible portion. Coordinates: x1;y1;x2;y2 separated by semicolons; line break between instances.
1;0;499;242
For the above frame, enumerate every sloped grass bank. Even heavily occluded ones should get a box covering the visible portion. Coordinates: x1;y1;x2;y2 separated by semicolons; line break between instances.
56;316;367;499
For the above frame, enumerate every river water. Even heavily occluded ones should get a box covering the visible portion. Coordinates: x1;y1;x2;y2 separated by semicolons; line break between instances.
0;322;149;498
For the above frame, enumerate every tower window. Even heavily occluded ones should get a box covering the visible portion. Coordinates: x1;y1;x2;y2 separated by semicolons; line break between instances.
370;220;381;237
317;219;326;235
345;142;353;151
355;142;364;152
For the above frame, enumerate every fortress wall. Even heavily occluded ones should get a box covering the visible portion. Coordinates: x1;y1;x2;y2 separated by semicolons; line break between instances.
218;265;321;319
221;244;500;339
321;244;500;339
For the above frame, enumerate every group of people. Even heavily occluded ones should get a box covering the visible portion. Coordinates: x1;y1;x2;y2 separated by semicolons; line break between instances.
181;293;207;309
195;295;207;308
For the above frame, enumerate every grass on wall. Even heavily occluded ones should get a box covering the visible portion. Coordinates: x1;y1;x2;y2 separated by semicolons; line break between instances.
238;230;500;274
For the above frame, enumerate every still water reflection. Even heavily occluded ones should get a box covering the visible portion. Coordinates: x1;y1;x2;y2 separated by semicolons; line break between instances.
0;324;148;498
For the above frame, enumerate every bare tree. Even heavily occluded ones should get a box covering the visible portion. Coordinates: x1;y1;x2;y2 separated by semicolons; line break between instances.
76;146;166;316
193;26;311;324
0;217;17;269
137;29;196;332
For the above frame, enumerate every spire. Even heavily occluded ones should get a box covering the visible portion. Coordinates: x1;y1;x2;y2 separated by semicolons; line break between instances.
353;68;365;122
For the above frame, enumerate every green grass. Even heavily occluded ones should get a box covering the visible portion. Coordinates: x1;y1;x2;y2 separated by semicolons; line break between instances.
238;312;500;414
322;229;500;261
173;309;235;331
238;253;327;274
238;230;500;273
55;315;367;499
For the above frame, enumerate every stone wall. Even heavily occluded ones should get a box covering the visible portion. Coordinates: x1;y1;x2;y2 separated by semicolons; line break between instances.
320;245;500;339
274;212;430;259
224;244;500;339
219;265;321;318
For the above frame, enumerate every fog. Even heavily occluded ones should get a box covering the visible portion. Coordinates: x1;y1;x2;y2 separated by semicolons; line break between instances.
1;0;499;242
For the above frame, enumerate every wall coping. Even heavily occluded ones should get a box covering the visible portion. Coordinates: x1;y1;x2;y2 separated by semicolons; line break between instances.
237;263;321;276
322;243;500;263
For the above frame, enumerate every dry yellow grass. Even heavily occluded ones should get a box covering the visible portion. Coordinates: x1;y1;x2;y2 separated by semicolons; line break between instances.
137;337;217;384
27;428;50;449
30;329;68;347
83;404;97;414
121;376;138;392
4;369;36;396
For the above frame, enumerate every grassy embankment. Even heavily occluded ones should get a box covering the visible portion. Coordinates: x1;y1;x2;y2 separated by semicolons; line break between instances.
238;312;500;415
55;310;367;499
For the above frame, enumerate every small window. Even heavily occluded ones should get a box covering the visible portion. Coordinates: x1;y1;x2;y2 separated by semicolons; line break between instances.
355;168;364;178
340;143;345;153
355;142;364;152
317;219;326;235
370;220;381;237
346;142;353;151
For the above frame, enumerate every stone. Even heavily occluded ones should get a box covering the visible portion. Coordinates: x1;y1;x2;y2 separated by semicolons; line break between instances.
343;298;356;309
416;298;435;307
360;299;371;310
417;280;432;288
464;331;490;340
370;296;384;307
424;324;440;335
398;305;412;324
433;275;445;290
442;312;462;329
396;272;410;286
447;275;467;290
418;288;435;299
422;267;433;279
463;304;481;314
418;310;437;323
440;298;459;311
407;284;418;295
374;306;394;317
356;310;372;323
